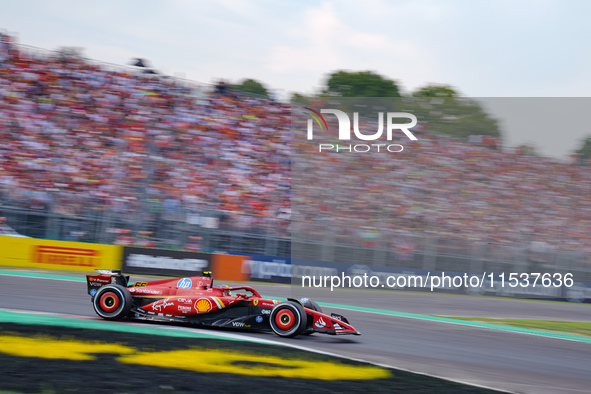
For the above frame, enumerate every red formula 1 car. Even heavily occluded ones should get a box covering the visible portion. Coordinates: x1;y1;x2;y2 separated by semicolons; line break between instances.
86;269;360;338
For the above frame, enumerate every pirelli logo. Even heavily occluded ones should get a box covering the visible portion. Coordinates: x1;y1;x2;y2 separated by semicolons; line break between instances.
32;245;101;267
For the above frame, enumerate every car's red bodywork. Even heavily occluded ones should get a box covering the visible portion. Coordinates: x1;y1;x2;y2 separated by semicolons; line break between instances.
86;270;360;338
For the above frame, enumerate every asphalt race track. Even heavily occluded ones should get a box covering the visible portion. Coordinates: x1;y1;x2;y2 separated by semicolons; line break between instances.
1;273;590;394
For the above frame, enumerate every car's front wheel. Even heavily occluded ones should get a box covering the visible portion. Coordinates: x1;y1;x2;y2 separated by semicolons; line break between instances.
269;302;306;338
92;284;132;320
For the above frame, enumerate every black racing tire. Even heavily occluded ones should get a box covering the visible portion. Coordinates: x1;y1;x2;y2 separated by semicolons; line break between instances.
269;301;306;338
92;284;133;320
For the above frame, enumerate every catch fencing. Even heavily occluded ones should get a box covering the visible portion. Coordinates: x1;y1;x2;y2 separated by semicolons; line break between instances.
1;201;590;284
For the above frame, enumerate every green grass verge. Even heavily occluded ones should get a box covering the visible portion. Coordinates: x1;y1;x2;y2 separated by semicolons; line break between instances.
436;316;591;337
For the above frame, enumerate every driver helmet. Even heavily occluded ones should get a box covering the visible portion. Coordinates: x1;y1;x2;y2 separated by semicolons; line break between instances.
222;285;232;297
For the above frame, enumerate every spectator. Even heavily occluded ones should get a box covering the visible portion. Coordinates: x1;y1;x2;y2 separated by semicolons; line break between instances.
1;35;591;258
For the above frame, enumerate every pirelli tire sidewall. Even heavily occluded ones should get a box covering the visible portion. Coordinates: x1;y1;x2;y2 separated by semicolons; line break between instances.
93;284;133;320
269;301;307;338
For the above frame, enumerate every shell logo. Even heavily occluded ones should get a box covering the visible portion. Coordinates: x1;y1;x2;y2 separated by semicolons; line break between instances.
195;298;212;313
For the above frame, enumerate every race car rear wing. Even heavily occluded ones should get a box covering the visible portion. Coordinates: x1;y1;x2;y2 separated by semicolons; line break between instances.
86;269;129;296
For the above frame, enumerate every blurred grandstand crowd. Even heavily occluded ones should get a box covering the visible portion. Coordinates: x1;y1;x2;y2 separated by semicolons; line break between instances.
1;33;590;260
0;33;291;241
293;130;591;260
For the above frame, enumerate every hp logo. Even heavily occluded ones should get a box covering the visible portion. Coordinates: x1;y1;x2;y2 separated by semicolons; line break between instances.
177;278;193;289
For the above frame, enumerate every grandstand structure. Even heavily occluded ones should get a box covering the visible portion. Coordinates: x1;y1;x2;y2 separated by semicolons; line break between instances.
1;34;590;282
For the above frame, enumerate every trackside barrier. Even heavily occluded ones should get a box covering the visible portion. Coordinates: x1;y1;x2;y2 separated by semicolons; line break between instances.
0;235;249;281
211;254;249;282
121;246;212;277
294;259;591;302
240;254;291;283
119;246;248;282
236;252;591;303
0;235;122;272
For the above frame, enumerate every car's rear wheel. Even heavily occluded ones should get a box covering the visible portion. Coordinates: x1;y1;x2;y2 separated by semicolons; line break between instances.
93;284;132;320
269;302;306;338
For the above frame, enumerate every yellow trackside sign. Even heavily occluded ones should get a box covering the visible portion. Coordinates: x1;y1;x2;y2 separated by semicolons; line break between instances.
0;236;122;272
